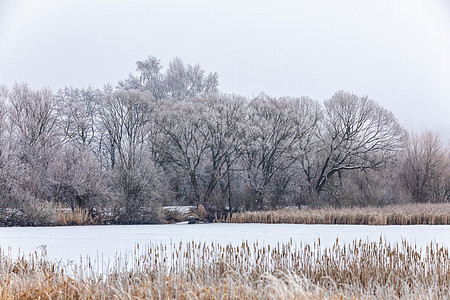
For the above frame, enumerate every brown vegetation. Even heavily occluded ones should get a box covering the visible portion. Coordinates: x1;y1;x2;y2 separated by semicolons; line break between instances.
0;203;104;227
57;207;96;226
2;202;450;227
0;239;448;299
226;203;450;225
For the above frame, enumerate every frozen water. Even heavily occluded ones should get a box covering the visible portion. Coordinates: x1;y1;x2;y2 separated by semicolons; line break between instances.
0;224;449;262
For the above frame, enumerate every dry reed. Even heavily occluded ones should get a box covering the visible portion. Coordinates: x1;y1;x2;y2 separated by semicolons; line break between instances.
226;203;450;225
57;207;94;226
0;238;448;299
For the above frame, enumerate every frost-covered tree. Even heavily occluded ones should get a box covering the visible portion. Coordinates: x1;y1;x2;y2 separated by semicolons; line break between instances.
119;56;218;100
198;94;247;213
153;100;210;204
307;91;407;202
165;57;219;100
42;87;108;210
57;86;103;150
98;89;162;219
0;87;19;208
8;84;60;160
1;63;436;222
48;147;108;210
242;95;320;208
99;90;154;168
400;131;449;203
0;86;9;148
6;84;61;202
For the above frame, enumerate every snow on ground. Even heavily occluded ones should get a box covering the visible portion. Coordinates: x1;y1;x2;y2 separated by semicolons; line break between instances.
162;206;195;214
0;224;449;263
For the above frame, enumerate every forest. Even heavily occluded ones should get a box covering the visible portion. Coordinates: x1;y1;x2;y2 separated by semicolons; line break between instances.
0;56;449;224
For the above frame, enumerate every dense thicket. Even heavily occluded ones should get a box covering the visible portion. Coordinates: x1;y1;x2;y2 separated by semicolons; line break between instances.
0;56;448;223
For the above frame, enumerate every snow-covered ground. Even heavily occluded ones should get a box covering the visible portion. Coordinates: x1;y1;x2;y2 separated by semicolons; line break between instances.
0;224;449;262
162;206;195;214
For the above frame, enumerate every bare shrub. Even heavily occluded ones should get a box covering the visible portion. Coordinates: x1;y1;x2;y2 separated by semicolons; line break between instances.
0;199;59;226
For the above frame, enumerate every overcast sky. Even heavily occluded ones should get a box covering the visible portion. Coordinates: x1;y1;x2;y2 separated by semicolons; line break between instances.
1;0;449;139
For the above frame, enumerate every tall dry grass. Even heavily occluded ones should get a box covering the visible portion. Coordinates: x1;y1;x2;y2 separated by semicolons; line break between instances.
0;238;448;299
57;207;95;226
0;203;100;227
226;203;450;225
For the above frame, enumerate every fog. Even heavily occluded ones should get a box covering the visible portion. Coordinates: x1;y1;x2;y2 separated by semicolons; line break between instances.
1;0;449;139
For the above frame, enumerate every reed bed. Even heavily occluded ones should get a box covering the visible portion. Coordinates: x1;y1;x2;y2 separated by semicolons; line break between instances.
57;207;95;226
0;238;449;299
226;203;450;225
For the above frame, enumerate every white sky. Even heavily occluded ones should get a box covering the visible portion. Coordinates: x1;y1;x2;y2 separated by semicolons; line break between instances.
1;0;449;140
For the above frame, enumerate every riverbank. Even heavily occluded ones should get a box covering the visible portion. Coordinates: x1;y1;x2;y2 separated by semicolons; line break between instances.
1;202;449;227
225;203;450;225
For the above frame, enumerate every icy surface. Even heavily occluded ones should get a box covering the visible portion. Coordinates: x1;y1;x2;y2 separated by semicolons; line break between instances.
0;224;449;262
162;206;195;214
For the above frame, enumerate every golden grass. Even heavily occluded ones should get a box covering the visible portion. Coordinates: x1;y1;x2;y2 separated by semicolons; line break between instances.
226;203;450;225
0;238;449;299
57;207;95;226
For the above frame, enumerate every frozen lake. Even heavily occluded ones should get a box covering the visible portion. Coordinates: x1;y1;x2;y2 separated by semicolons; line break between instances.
0;223;449;262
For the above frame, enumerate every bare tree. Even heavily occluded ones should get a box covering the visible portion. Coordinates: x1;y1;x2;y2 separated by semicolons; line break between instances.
8;84;60;160
119;56;218;100
99;90;153;168
0;87;19;208
99;89;161;219
165;57;218;100
198;94;247;213
124;56;167;99
1;76;435;220
48;147;109;210
400;131;449;203
6;84;60;202
242;95;320;208
153;99;210;204
308;91;407;203
0;86;8;147
57;86;103;150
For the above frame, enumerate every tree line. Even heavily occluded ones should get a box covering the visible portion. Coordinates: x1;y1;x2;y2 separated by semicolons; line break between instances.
0;56;449;222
